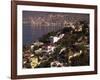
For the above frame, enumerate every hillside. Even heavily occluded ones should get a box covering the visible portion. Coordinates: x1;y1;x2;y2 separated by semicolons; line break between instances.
23;21;89;68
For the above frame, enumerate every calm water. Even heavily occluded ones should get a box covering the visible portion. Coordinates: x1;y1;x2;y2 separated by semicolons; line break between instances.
23;24;62;45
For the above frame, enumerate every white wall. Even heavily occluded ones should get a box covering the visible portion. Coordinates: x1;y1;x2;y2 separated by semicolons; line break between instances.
0;0;99;80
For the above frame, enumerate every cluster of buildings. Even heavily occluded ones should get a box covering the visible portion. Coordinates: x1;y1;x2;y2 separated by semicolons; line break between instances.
23;19;89;68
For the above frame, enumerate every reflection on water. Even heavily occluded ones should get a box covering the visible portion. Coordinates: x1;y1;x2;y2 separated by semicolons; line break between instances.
23;24;62;45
